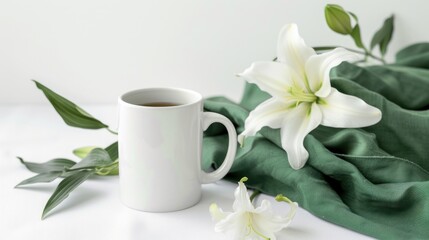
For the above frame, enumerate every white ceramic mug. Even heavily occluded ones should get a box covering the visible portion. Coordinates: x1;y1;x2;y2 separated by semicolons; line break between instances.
118;87;237;212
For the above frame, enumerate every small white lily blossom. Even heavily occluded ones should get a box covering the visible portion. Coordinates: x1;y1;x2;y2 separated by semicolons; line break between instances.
238;23;382;169
209;177;298;240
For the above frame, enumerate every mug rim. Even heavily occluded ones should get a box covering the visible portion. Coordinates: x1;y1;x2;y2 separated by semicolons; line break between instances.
119;87;203;109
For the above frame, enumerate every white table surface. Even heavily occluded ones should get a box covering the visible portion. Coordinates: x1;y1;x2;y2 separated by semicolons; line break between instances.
0;105;373;240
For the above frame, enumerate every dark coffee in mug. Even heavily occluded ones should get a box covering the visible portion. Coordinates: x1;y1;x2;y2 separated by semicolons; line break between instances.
140;102;179;107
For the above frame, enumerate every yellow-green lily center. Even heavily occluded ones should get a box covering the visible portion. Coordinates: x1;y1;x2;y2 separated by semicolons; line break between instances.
288;85;318;104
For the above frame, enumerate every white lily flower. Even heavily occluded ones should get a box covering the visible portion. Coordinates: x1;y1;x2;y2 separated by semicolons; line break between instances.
209;177;298;240
238;23;382;169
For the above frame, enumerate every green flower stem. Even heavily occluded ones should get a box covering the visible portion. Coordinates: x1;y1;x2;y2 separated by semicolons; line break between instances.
313;45;386;63
250;190;261;202
107;128;118;135
95;160;119;175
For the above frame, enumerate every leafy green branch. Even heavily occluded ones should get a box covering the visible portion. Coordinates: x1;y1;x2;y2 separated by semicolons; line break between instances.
322;4;394;64
16;81;119;219
33;80;118;134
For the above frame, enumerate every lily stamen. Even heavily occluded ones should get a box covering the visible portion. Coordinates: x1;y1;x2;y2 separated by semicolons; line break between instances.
288;86;318;103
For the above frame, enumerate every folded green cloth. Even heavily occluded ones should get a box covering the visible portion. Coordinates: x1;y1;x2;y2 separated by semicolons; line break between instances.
203;43;429;239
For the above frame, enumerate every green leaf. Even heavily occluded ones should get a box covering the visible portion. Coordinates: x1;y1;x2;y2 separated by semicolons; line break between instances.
73;146;97;159
88;142;120;175
350;24;365;49
70;148;113;170
348;11;359;22
33;80;108;129
325;4;353;35
370;15;394;56
42;170;94;219
15;172;63;187
18;157;76;174
105;142;118;161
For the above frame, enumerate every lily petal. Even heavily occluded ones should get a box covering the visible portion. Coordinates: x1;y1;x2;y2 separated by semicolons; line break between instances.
233;180;254;212
209;203;230;222
305;48;359;97
252;200;284;227
280;103;322;169
319;88;382;128
277;23;315;81
251;200;296;240
213;211;248;238
238;61;295;99
238;98;293;145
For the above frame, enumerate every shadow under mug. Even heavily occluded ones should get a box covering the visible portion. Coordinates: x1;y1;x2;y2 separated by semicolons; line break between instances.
118;88;237;212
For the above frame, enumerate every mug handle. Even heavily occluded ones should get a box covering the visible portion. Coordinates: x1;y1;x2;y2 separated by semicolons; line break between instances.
200;112;237;184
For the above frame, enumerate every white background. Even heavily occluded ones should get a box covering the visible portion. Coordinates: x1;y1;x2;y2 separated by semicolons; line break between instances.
0;0;428;104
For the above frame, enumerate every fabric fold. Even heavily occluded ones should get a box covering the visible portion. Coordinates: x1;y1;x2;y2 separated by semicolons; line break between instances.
203;43;429;239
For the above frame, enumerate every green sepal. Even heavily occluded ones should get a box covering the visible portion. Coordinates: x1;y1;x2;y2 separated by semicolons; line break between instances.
33;80;108;129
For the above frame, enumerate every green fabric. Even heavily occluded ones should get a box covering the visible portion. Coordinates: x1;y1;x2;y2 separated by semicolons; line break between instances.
203;43;429;240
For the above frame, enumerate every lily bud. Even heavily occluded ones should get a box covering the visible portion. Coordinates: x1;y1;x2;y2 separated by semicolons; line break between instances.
325;4;353;35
